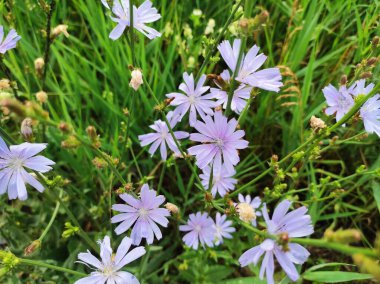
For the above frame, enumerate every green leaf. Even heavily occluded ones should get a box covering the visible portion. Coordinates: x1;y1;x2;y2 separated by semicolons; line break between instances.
373;181;380;213
303;271;373;283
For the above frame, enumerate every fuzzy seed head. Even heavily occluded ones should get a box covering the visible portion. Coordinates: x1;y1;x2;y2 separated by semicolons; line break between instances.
237;202;256;223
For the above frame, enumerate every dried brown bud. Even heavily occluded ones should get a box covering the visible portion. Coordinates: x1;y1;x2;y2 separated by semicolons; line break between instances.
164;97;175;106
372;36;380;47
92;157;107;169
205;192;213;202
129;69;143;91
360;71;372;79
271;154;279;163
340;75;347;85
58;122;70;133
86;125;97;140
24;240;41;256
367;57;378;66
34;58;45;76
36;91;48;103
207;74;218;80
21;118;33;141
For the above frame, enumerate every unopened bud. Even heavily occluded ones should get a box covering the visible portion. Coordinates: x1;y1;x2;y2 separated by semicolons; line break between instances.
237;203;256;223
58;122;70;133
353;254;380;281
360;71;372;79
24;240;41;256
372;36;380;47
51;24;69;38
310;115;327;131
34;58;45;76
340;75;347;85
61;135;80;149
0;79;10;89
324;228;361;244
129;69;143;91
367;57;378;66
86;125;97;140
205;192;213;202
165;202;179;214
21;118;33;141
92;157;107;169
271;154;279;163
36;91;48;103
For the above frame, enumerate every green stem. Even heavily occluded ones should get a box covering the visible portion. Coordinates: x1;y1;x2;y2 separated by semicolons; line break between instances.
196;0;243;81
293;238;378;258
42;0;56;89
47;187;98;252
19;258;86;277
38;190;62;242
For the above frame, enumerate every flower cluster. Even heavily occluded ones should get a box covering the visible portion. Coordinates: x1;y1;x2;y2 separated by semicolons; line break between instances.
179;211;235;249
323;79;380;136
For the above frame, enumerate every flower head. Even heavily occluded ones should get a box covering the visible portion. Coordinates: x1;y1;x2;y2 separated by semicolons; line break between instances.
360;94;380;137
111;184;170;245
239;200;313;284
188;110;249;171
0;26;21;54
102;0;161;40
138;111;189;161
237;193;262;226
210;70;252;114
75;236;145;284
323;84;355;123
213;213;235;245
0;137;55;201
200;163;237;197
218;39;282;92
179;212;216;249
166;73;217;126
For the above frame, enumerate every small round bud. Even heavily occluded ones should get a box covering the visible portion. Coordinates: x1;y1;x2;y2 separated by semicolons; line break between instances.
86;125;97;140
36;91;48;103
366;57;378;66
34;58;45;76
372;36;380;47
129;69;143;91
165;202;179;214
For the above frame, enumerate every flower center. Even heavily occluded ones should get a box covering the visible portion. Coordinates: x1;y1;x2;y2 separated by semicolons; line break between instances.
103;265;115;277
9;158;24;170
195;225;202;232
139;208;149;218
188;94;196;104
215;138;224;148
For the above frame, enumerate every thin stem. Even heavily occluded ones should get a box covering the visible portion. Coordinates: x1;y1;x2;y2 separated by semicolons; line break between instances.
42;0;56;89
293;238;378;258
47;187;99;252
38;190;62;242
196;0;243;81
19;258;86;277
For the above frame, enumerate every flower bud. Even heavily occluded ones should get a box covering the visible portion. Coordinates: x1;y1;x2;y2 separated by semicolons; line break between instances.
92;157;107;169
324;228;361;244
61;135;80;149
366;57;378;66
129;69;143;91
237;203;256;223
340;75;347;85
165;202;179;214
58;122;71;133
86;125;97;140
352;254;380;281
360;71;372;79
21;118;33;141
372;36;380;47
34;57;45;76
310;115;327;131
24;240;41;256
0;79;10;90
51;24;69;38
36;91;48;103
